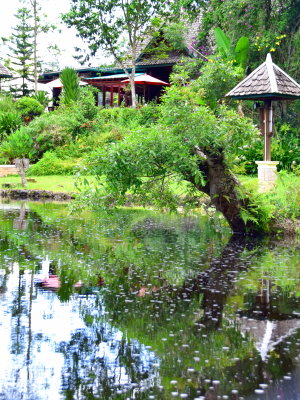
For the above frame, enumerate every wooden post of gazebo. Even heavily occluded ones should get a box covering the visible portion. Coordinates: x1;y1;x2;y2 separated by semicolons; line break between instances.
226;54;300;192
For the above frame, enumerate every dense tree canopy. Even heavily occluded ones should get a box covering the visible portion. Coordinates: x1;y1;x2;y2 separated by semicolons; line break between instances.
83;73;270;233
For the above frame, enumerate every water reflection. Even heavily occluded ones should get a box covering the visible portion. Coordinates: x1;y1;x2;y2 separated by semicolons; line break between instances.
0;201;299;399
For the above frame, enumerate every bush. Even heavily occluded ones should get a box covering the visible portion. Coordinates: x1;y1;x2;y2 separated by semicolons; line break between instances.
233;123;300;175
0;126;35;161
97;104;160;128
73;86;99;120
0;95;16;113
27;151;78;176
32;91;49;108
0;112;22;138
25;110;83;157
15;97;44;120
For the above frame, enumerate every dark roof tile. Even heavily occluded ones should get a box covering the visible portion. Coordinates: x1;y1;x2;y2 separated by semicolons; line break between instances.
226;54;300;99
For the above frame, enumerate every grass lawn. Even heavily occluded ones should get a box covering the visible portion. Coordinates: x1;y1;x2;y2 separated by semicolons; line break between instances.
0;175;96;193
0;173;298;197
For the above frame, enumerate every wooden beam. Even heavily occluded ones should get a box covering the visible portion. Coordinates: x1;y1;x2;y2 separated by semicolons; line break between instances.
264;100;273;161
118;85;121;106
102;86;106;107
110;86;114;107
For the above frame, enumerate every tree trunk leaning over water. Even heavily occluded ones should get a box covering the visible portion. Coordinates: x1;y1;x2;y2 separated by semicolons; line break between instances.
186;148;257;234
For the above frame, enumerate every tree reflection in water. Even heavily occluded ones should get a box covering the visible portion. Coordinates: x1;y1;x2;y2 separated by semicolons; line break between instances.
0;202;299;399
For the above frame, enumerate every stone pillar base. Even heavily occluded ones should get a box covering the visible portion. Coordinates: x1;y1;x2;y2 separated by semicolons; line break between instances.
255;161;279;193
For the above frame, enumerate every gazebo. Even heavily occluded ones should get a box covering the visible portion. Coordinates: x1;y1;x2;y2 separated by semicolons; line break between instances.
83;73;169;107
0;63;13;90
226;54;300;191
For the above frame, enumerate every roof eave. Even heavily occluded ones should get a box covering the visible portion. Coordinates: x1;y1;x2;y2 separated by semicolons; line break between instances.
226;93;300;100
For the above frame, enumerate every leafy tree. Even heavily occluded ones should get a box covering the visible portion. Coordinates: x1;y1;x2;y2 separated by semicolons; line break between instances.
214;27;249;68
0;127;35;187
82;77;272;234
199;0;300;76
62;0;169;108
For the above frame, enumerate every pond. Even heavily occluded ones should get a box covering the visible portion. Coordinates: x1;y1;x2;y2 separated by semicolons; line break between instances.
0;201;299;400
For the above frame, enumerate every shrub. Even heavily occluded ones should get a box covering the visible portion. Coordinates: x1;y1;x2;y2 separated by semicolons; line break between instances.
32;91;49;108
97;104;160;128
138;102;161;126
76;86;99;120
15;97;44;120
25;110;83;157
0;126;35;161
0;112;22;138
0;94;16;113
27;151;78;176
233;123;300;175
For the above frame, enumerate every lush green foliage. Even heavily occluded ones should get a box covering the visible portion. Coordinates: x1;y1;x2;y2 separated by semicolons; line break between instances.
214;27;249;68
27;151;78;176
191;57;244;109
32;91;49;108
15;96;44;119
0;112;22;138
78;79;259;219
0;95;16;113
60;67;80;105
233;122;300;174
199;0;298;74
0;126;35;160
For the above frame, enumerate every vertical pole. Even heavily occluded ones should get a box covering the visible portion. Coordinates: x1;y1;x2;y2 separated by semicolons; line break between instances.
102;86;106;107
110;86;114;108
118;85;121;106
264;100;272;161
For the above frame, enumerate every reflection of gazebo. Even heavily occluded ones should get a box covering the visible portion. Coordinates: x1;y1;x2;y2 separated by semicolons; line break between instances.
239;318;300;361
0;63;13;90
83;73;169;107
226;54;300;191
237;278;300;360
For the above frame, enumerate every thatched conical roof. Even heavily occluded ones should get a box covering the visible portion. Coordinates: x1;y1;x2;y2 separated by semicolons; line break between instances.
0;62;12;78
226;54;300;100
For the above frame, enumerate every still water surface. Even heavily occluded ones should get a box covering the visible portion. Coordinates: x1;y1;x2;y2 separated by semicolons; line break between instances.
0;201;299;400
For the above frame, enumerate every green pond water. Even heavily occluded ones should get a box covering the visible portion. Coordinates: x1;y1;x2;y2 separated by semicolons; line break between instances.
0;201;299;400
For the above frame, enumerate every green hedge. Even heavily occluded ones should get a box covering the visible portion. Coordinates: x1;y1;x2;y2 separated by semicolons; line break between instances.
27;152;78;176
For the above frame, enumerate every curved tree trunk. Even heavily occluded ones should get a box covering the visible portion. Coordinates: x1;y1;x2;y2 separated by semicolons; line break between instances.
206;156;249;233
186;149;257;234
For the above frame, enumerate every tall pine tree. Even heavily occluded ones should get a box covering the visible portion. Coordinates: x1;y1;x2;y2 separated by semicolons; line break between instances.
5;7;34;97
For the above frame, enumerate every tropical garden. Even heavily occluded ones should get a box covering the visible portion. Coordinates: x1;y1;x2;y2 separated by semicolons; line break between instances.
0;1;300;399
0;0;299;235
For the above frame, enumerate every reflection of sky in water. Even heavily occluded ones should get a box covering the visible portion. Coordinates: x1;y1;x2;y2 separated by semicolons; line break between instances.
0;261;158;400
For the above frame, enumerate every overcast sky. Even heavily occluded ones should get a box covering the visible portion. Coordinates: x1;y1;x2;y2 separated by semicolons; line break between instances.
0;0;107;71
